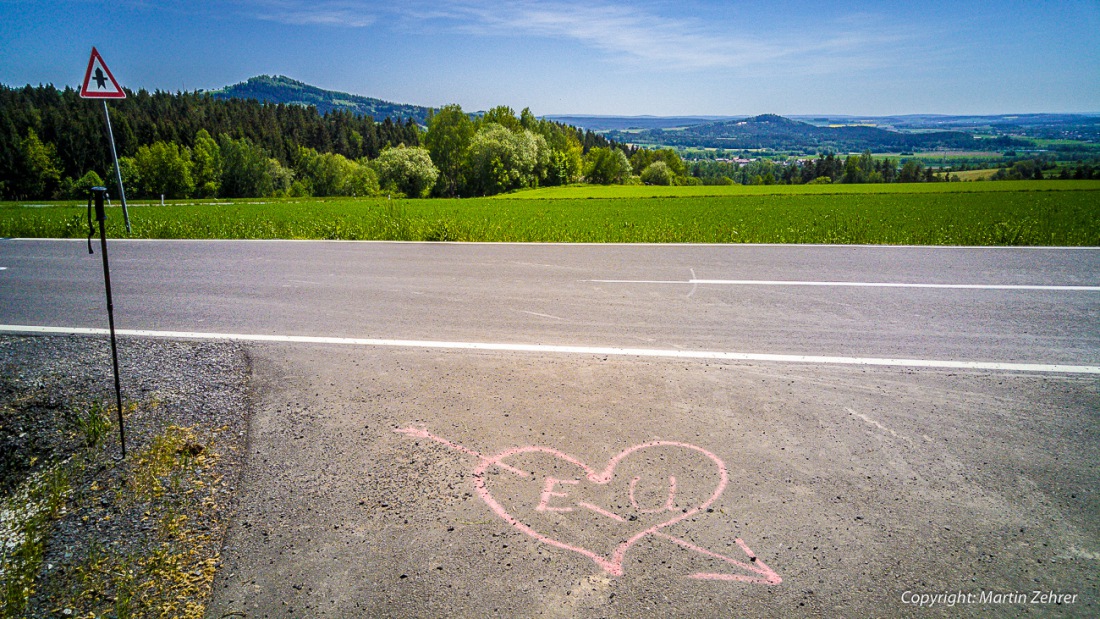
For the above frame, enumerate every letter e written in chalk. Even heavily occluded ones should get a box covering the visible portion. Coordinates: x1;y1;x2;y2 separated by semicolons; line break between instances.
537;477;579;512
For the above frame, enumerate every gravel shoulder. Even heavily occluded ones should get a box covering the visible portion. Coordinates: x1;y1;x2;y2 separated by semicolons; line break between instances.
0;335;251;618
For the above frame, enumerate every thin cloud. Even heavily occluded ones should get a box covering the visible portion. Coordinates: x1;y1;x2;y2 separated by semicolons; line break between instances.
241;0;378;28
234;0;918;73
425;1;775;70
426;1;917;74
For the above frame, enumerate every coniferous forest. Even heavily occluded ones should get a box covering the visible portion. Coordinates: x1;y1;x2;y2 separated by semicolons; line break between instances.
1;84;417;199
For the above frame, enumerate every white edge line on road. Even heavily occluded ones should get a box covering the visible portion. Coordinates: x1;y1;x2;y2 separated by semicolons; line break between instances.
2;325;1097;375
590;279;1100;291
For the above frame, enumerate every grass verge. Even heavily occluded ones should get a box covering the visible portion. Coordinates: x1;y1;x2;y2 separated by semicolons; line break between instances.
1;180;1098;245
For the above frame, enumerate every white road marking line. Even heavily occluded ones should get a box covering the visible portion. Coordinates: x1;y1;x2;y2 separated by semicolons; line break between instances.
1;324;1097;375
590;279;1100;291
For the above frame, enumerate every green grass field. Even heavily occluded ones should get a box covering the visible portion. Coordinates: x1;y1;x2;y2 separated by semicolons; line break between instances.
501;179;1095;199
2;181;1098;245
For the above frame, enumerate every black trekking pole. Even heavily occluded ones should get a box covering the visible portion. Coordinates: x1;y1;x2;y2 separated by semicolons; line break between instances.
88;186;127;459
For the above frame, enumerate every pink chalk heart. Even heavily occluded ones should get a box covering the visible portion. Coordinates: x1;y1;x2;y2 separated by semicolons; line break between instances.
473;441;728;576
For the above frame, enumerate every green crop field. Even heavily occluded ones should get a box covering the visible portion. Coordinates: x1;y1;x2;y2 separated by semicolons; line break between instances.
2;181;1098;245
500;180;1097;199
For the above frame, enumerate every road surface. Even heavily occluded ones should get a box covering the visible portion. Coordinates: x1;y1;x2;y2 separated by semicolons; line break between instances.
2;239;1098;366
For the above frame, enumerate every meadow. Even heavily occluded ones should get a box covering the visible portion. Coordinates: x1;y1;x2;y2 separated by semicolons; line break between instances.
2;181;1097;245
498;179;1088;199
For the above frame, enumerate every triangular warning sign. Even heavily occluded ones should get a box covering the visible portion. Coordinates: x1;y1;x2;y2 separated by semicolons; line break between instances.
80;47;125;99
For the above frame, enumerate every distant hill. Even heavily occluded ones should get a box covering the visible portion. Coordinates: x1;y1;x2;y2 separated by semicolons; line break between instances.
546;115;738;131
874;114;1100;142
206;75;433;124
788;113;1100;141
607;113;1026;152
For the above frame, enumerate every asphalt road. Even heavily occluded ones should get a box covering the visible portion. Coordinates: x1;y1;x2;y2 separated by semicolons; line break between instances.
2;239;1098;617
2;239;1099;365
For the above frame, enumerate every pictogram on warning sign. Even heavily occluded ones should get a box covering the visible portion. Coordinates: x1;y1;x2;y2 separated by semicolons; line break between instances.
80;47;126;99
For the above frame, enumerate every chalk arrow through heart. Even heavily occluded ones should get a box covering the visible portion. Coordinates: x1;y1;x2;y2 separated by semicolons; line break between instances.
394;426;781;585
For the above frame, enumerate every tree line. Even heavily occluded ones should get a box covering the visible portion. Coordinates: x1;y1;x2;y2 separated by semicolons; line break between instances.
691;152;927;185
8;83;1092;200
0;84;632;200
689;151;1100;185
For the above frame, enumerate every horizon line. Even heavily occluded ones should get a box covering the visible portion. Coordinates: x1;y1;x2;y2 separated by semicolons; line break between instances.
3;80;1099;119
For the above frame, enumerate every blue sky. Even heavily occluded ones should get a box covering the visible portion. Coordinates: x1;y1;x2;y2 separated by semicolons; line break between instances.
1;0;1097;116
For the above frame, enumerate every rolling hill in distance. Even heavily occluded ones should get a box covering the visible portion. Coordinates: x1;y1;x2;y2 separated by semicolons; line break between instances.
602;113;1020;153
206;75;434;125
206;76;1099;153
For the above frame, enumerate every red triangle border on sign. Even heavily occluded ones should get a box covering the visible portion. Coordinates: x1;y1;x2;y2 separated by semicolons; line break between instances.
80;47;126;99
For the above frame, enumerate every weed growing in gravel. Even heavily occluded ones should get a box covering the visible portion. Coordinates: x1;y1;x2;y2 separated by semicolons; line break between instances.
0;463;71;618
45;424;224;619
70;401;110;449
1;404;229;619
128;426;197;503
1;337;247;618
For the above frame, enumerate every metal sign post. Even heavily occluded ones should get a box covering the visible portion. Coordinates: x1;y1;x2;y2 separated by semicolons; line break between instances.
102;101;130;232
88;186;127;459
80;47;131;232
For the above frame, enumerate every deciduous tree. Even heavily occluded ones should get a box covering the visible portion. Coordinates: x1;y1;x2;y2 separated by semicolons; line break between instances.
371;145;439;198
640;160;673;185
465;124;541;196
133;141;194;198
583;147;631;184
192;129;222;197
220;135;275;198
63;170;104;199
15;129;63;199
424;104;475;197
